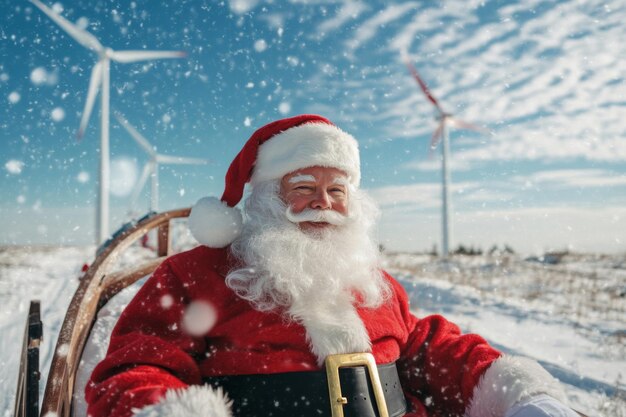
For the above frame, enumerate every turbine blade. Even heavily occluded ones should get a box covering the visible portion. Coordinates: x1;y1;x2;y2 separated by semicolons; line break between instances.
427;123;445;160
109;50;186;63
448;117;489;133
77;61;102;139
430;122;444;150
404;60;444;115
113;112;157;157
155;155;209;165
129;163;152;211
30;0;103;52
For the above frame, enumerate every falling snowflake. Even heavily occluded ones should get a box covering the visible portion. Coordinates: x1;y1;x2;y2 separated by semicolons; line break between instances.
5;159;24;174
8;91;20;104
56;343;69;357
161;294;174;309
30;67;58;86
278;102;291;115
77;171;90;183
229;0;259;14
76;17;89;30
182;300;217;336
110;157;138;197
51;107;65;122
30;67;48;85
254;39;267;52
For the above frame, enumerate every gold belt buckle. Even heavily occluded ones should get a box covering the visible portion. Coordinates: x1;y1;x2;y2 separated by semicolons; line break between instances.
324;352;390;417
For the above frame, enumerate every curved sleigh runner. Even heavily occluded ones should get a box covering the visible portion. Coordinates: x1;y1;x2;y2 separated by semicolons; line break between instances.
14;208;191;417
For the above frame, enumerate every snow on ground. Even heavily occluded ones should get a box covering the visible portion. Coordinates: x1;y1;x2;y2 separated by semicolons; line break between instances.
1;246;625;416
384;252;626;417
0;245;91;417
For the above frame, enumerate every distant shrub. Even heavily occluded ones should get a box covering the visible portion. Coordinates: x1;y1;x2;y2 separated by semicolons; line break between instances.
488;244;516;256
453;244;483;256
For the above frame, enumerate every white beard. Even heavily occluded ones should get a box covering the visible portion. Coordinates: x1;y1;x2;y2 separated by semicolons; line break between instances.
226;180;390;365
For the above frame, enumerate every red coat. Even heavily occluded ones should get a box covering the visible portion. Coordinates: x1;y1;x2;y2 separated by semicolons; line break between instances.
86;245;501;417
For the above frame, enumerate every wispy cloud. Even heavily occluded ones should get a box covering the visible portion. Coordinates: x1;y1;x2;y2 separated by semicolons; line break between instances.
377;202;626;254
367;179;512;210
317;1;370;36
402;156;476;172
345;2;419;53
514;169;626;188
368;182;441;209
311;0;626;166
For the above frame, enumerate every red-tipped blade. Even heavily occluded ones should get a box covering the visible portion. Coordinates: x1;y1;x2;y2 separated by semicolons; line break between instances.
405;60;444;114
428;122;445;158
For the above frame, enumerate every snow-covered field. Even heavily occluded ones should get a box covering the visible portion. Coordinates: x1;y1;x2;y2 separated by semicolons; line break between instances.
1;245;624;416
384;251;626;417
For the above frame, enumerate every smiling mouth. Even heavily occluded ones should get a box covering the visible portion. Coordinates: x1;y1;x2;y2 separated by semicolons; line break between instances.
301;221;331;229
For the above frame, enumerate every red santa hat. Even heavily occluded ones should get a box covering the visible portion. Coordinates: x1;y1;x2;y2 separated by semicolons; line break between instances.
188;114;361;248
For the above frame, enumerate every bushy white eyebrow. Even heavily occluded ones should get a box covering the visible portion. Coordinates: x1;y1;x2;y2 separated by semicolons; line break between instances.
332;176;349;186
288;174;316;183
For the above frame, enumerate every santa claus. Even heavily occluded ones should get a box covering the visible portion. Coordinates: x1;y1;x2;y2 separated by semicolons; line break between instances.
86;115;581;417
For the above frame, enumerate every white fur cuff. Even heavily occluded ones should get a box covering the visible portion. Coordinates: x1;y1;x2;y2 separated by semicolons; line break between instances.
465;356;567;417
132;385;232;417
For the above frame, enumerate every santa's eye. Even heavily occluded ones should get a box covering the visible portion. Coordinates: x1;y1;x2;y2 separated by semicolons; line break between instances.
294;185;314;191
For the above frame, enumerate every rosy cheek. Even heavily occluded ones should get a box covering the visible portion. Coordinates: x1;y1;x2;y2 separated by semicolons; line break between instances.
334;201;348;214
287;196;307;212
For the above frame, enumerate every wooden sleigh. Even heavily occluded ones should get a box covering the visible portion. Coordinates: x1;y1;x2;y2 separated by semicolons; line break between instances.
14;208;191;417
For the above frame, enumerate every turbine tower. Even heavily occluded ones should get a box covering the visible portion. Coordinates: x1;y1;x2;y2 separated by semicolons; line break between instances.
114;112;208;214
405;60;486;257
30;0;185;244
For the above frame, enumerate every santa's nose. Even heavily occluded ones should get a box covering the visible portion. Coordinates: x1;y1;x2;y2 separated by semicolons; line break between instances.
310;190;331;210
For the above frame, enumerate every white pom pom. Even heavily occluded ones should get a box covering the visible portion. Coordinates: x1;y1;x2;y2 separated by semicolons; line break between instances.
188;197;243;248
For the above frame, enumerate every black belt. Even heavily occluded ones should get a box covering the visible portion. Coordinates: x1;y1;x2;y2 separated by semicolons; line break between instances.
204;354;407;417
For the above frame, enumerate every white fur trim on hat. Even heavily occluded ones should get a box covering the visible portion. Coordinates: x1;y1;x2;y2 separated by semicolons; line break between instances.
132;385;232;417
250;122;361;186
465;356;567;417
188;197;243;248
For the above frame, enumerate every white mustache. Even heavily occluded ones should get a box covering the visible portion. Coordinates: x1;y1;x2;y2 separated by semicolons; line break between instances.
285;207;348;226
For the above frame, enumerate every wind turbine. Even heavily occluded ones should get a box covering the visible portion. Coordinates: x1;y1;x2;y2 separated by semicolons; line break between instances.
405;60;486;258
30;0;185;244
114;112;208;214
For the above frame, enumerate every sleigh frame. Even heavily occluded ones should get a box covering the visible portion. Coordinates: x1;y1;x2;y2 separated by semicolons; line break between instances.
13;208;191;417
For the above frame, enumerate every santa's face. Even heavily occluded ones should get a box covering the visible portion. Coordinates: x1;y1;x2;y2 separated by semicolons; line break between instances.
280;166;349;232
228;172;389;362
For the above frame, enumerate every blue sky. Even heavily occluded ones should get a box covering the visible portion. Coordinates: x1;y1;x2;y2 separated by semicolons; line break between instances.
1;0;625;254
